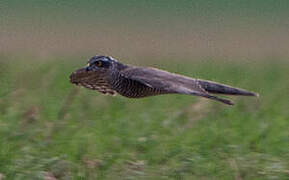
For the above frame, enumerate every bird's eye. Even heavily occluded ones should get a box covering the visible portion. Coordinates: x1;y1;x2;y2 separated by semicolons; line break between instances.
95;60;102;67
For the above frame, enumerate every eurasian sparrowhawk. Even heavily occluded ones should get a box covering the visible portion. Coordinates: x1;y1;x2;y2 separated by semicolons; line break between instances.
70;55;258;105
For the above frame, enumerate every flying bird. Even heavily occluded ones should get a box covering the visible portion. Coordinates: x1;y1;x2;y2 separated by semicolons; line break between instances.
70;55;258;105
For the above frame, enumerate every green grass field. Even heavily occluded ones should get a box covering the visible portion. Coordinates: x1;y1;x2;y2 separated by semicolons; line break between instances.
0;57;288;179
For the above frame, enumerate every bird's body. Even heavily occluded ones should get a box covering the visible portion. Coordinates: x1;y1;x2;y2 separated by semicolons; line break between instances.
70;55;258;105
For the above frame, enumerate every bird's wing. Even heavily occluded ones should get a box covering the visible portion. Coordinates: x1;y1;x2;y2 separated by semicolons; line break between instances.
121;66;206;93
121;66;234;105
121;66;233;105
123;67;258;96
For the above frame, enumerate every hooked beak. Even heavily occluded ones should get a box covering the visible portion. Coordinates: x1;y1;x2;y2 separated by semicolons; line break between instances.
69;67;90;84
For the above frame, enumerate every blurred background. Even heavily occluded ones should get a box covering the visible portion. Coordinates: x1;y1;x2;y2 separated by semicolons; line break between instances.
0;0;288;179
1;0;289;59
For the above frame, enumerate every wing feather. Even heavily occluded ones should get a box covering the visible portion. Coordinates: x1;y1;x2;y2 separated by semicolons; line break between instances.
121;66;233;105
121;66;207;94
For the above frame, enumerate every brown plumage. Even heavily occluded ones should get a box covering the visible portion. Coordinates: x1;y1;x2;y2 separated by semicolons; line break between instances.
70;55;259;105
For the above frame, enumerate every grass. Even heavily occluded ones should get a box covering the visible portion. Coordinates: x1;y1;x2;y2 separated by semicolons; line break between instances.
0;57;288;179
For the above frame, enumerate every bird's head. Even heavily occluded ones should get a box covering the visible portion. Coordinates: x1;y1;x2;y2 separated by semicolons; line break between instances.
69;55;119;86
86;55;118;71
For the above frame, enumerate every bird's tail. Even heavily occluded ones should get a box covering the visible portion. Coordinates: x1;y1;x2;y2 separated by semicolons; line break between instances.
197;79;259;97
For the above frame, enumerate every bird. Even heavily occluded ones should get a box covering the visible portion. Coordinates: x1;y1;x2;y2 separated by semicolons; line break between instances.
70;55;259;105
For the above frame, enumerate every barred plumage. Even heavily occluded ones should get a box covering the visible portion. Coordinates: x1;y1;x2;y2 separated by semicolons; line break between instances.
70;55;259;105
108;70;164;98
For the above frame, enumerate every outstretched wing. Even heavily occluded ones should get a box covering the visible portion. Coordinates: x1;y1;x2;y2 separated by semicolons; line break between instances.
120;66;234;105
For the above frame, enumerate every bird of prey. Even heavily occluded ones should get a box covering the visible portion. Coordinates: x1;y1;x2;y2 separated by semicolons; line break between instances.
70;55;258;105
